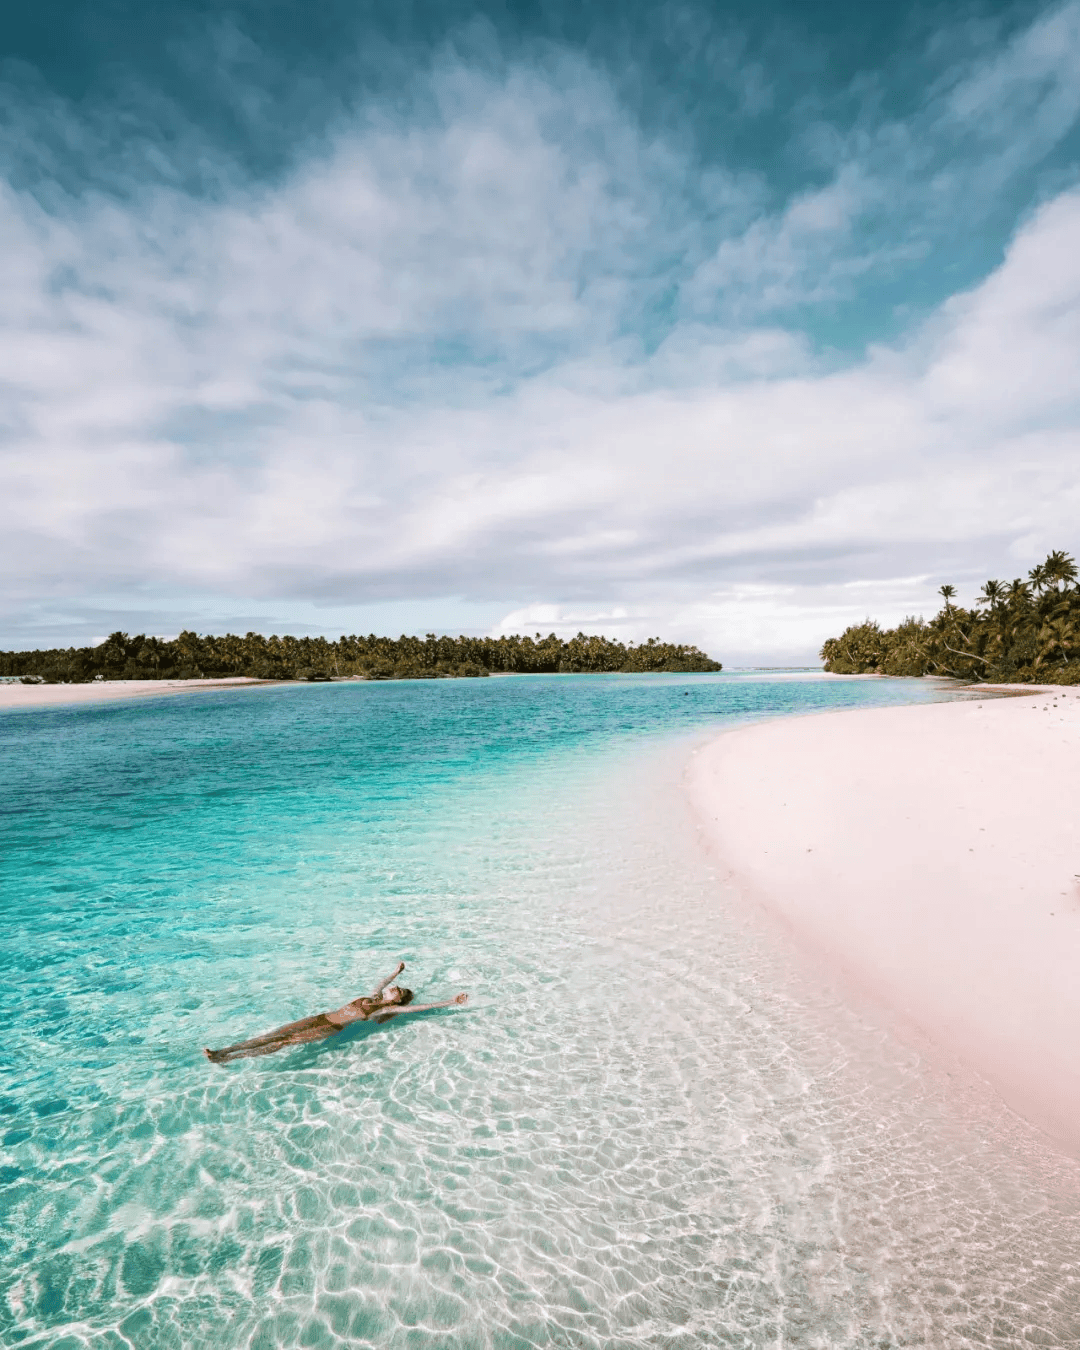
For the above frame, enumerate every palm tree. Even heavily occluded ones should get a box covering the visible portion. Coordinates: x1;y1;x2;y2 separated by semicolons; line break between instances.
1036;614;1077;668
1006;578;1031;608
1042;550;1078;592
820;547;1077;682
977;579;1003;609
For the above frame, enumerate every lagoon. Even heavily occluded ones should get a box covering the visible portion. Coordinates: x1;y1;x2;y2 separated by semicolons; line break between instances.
3;674;1078;1348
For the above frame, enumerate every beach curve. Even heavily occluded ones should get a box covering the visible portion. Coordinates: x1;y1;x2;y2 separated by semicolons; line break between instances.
688;687;1080;1154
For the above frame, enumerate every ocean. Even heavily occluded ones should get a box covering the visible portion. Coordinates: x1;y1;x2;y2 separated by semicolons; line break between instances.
3;673;1079;1348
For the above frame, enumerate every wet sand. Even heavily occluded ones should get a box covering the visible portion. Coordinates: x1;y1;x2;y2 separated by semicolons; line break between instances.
688;686;1080;1154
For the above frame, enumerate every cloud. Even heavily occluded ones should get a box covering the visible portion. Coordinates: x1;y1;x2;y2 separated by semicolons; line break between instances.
0;7;1079;661
489;578;957;668
685;0;1080;327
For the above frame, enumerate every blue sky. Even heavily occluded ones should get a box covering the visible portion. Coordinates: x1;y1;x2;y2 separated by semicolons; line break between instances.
2;0;1079;661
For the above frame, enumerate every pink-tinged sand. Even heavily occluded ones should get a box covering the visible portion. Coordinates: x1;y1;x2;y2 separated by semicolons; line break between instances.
688;689;1080;1154
0;678;271;710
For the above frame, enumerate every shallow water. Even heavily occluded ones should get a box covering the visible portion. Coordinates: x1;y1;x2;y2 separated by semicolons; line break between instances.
2;674;1079;1348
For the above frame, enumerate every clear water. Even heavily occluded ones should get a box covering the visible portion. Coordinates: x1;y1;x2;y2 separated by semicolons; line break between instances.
3;673;1079;1349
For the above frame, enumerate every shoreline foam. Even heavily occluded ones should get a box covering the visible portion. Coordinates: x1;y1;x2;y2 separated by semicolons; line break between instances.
688;688;1080;1154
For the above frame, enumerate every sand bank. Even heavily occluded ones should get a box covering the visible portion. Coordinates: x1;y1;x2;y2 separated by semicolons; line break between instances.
0;677;272;711
689;688;1080;1153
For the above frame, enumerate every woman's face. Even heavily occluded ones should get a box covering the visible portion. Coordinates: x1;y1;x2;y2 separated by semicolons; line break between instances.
381;985;403;1004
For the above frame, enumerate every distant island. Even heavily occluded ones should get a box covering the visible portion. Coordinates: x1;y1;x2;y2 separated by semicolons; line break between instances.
820;549;1079;685
1;631;722;683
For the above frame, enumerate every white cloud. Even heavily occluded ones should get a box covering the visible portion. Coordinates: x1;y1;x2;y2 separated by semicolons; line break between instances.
661;578;942;665
489;577;954;667
1;12;1079;661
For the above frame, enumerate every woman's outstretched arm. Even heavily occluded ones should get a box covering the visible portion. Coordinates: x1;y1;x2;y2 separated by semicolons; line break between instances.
371;961;406;996
374;993;468;1023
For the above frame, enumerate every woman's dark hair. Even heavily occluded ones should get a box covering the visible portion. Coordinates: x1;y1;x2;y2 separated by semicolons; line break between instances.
397;988;414;1005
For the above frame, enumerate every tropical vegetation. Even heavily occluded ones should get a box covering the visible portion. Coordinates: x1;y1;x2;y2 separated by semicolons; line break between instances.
1;630;722;683
820;549;1080;684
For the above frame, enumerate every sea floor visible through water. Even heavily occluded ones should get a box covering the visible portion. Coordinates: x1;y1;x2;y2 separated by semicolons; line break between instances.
2;673;1079;1349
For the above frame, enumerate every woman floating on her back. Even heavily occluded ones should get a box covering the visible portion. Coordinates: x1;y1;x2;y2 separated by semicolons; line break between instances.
203;962;467;1064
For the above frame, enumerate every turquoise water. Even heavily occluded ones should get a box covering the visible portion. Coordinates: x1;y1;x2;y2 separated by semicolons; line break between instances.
3;673;1079;1349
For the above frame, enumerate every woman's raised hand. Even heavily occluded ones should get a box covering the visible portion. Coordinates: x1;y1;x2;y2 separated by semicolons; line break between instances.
454;992;468;1005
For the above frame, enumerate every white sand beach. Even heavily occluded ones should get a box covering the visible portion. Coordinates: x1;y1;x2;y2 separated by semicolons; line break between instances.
0;678;271;710
689;687;1080;1154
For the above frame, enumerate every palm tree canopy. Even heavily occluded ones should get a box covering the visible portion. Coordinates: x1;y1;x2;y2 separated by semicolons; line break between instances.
821;550;1080;684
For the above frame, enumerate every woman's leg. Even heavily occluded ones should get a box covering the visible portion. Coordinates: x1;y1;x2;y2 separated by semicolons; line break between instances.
205;1015;336;1062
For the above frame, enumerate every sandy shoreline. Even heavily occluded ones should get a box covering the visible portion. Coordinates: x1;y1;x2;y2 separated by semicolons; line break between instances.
0;677;274;710
688;687;1080;1154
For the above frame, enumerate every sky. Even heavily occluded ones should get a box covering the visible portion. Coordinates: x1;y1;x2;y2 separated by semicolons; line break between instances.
2;0;1078;664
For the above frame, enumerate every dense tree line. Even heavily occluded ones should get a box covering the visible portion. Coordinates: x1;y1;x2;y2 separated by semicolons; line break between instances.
2;630;722;683
820;549;1080;684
